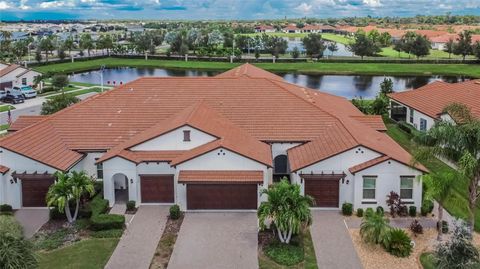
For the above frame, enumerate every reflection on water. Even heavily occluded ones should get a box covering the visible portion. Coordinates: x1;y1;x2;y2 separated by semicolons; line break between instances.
70;67;469;99
284;37;352;57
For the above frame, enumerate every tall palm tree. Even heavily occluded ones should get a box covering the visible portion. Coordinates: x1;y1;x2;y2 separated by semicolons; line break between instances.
258;179;313;244
415;103;480;234
422;171;458;241
46;171;94;223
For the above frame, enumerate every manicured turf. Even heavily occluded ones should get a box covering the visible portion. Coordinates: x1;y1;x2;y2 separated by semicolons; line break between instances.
45;88;103;99
0;124;9;131
37;238;119;269
0;105;15;113
33;57;480;78
386;123;480;232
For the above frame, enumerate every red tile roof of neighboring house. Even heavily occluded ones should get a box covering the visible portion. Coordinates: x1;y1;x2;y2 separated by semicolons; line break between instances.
117;150;185;164
0;165;10;174
389;80;480;120
255;25;275;30
302;24;335;31
413;30;449;39
8;115;48;132
350;115;387;131
284;24;300;31
0;64;424;174
178;170;263;183
0;64;21;77
431;34;480;43
349;155;390;174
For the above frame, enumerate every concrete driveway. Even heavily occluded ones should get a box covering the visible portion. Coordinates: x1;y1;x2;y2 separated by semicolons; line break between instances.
105;205;169;269
168;212;258;269
14;208;50;238
310;211;363;269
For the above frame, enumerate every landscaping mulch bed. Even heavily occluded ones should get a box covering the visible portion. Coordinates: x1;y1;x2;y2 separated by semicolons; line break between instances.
349;228;437;269
150;213;184;269
31;219;90;251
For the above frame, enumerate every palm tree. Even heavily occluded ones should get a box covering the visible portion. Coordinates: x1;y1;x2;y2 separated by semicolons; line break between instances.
360;212;391;245
422;172;458;241
415;103;480;234
258;179;313;244
46;171;94;223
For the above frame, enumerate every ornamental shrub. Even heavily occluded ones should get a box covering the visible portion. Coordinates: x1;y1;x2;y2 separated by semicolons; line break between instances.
376;206;384;216
410;219;423;237
365;207;374;218
421;199;434;216
0;215;23;239
0;234;37;269
356;208;364;217
170;204;181;220
360;213;391;245
0;204;13;213
409;206;417;217
126;201;136;212
342;202;353;216
384;228;413;257
90;214;125;231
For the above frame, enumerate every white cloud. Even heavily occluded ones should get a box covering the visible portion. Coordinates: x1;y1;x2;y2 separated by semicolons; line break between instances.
313;0;336;5
39;0;74;8
0;1;11;9
363;0;382;7
19;0;30;9
294;2;312;13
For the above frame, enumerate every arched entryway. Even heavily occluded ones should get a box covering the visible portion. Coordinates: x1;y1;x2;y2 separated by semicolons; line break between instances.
273;154;290;182
112;173;129;204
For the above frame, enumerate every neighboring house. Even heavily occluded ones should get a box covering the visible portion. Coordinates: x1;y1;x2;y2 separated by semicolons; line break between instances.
431;33;480;50
0;64;41;90
388;80;480;131
0;64;426;212
283;24;301;33
301;24;336;33
255;25;275;33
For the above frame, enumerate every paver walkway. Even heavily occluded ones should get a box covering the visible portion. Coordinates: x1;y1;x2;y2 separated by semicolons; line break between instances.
14;208;49;238
310;211;363;269
105;205;169;269
168;212;258;269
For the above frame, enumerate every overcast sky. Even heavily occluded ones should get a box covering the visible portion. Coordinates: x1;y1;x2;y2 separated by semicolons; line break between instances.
0;0;479;21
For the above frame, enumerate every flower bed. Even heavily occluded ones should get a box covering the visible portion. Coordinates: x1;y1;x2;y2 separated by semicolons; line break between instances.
149;212;185;269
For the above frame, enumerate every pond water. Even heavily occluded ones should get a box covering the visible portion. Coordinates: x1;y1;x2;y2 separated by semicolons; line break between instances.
69;67;469;99
283;37;352;57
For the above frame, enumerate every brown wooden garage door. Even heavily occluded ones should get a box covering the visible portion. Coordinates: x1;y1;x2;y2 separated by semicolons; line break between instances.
21;176;55;207
187;184;257;210
140;175;174;203
304;177;340;207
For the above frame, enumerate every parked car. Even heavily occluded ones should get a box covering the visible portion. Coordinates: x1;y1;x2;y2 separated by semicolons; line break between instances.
0;89;6;100
2;92;25;104
6;85;37;99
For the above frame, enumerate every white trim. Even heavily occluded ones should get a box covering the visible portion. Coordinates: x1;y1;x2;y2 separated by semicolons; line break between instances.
185;209;257;213
139;203;175;206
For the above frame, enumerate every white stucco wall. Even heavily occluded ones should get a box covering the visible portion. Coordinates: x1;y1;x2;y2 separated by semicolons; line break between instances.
175;147;269;211
271;143;301;158
1;68;40;86
102;157;137;207
291;147;381;209
70;152;104;179
131;126;216;151
391;101;436;131
0;148;58;209
353;159;423;211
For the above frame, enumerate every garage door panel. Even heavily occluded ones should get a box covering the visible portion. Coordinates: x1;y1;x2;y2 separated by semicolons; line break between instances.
22;177;55;207
305;179;339;208
140;175;174;203
187;184;257;210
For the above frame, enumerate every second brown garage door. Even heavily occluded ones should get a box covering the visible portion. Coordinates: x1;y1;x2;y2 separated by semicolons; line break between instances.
21;175;55;207
140;175;174;203
187;184;257;210
304;177;340;208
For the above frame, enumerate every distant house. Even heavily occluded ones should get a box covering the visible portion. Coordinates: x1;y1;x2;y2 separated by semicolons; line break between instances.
0;64;41;90
388;80;480;131
431;33;480;50
255;25;275;33
301;24;336;33
283;24;301;33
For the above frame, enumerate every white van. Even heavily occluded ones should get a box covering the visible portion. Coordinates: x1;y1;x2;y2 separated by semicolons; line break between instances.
6;85;37;99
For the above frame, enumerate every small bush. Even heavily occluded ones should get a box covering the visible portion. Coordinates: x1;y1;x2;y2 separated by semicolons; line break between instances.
90;229;124;238
50;207;66;220
360;213;391;245
90;195;109;216
93;181;103;195
126;201;136;211
438;220;449;234
421;200;434;216
365;208;374;218
78;204;93;219
409;206;417;217
264;241;304;266
397;121;413;134
0;204;13;213
90;214;125;231
384;228;413;257
357;208;364;217
170;204;181;220
0;234;37;269
0;215;23;239
342;202;353;216
376;206;384;216
410;220;423;237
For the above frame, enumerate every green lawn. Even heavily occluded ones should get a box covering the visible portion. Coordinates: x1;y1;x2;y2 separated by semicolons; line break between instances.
37;238;119;269
45;88;103;99
419;252;436;269
0;105;15;113
0;124;9;131
386;123;480;231
33;57;480;78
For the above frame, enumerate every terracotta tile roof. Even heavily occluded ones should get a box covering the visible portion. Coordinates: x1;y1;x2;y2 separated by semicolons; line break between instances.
431;34;480;43
117;150;185;164
413;30;449;39
215;63;284;81
349;155;390;174
0;165;10;174
350;115;387;131
178;170;263;183
0;64;422;174
389;80;480;119
8;115;48;132
0;64;20;77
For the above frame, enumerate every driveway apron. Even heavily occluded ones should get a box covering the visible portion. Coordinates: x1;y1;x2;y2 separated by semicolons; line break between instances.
14;208;49;238
105;205;169;269
168;212;258;269
310;210;363;269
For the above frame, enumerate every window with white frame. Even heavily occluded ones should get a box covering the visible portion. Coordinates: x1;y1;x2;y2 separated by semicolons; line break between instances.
420;118;427;131
362;176;377;199
95;158;103;179
409;108;414;123
400;176;414;199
